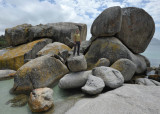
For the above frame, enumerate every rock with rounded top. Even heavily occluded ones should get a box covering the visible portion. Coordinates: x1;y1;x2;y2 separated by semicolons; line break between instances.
111;59;136;82
135;78;160;86
92;66;124;88
117;7;155;53
67;55;87;72
11;54;69;94
81;74;105;95
95;58;110;67
85;37;147;74
0;38;52;70
59;70;92;89
91;6;122;37
28;87;54;112
5;24;32;46
37;42;71;57
0;69;16;80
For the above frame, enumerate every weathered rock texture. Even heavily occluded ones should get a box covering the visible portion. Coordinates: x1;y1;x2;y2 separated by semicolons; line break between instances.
135;78;160;86
81;75;105;95
67;55;87;72
28;88;54;112
0;69;16;80
0;39;52;70
95;58;110;67
91;6;122;37
111;59;136;82
92;66;124;88
11;55;69;94
37;42;71;57
66;84;160;114
117;7;155;53
59;70;91;89
85;37;147;74
5;22;87;47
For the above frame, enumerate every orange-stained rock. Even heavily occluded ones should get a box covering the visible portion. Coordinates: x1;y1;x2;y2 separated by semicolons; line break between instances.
28;88;54;112
11;54;69;94
0;38;52;70
37;42;71;57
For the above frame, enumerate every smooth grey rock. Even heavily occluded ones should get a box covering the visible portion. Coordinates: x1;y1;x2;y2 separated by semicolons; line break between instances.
85;37;147;74
59;70;92;89
67;55;87;72
11;55;69;94
92;66;124;88
95;58;110;67
135;78;160;86
117;7;155;53
66;84;160;114
111;59;136;82
91;6;122;37
0;69;16;80
28;87;54;112
5;22;87;47
81;75;105;95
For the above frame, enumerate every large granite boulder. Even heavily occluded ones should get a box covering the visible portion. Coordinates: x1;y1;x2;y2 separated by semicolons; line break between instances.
85;37;147;74
81;75;105;95
67;55;87;72
37;42;71;57
92;66;124;89
117;7;155;53
59;70;91;89
5;24;32;46
5;22;87;47
28;88;54;112
66;84;160;114
0;39;52;70
111;59;136;82
135;78;160;86
91;6;122;37
11;54;69;94
0;69;16;80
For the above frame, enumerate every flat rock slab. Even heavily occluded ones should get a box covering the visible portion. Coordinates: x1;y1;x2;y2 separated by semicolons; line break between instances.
135;78;160;86
66;84;160;114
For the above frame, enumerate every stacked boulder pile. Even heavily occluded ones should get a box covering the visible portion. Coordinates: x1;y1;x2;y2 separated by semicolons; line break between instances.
1;6;160;113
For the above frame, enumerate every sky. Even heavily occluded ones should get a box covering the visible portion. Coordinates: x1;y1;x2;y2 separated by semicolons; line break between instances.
0;0;160;40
